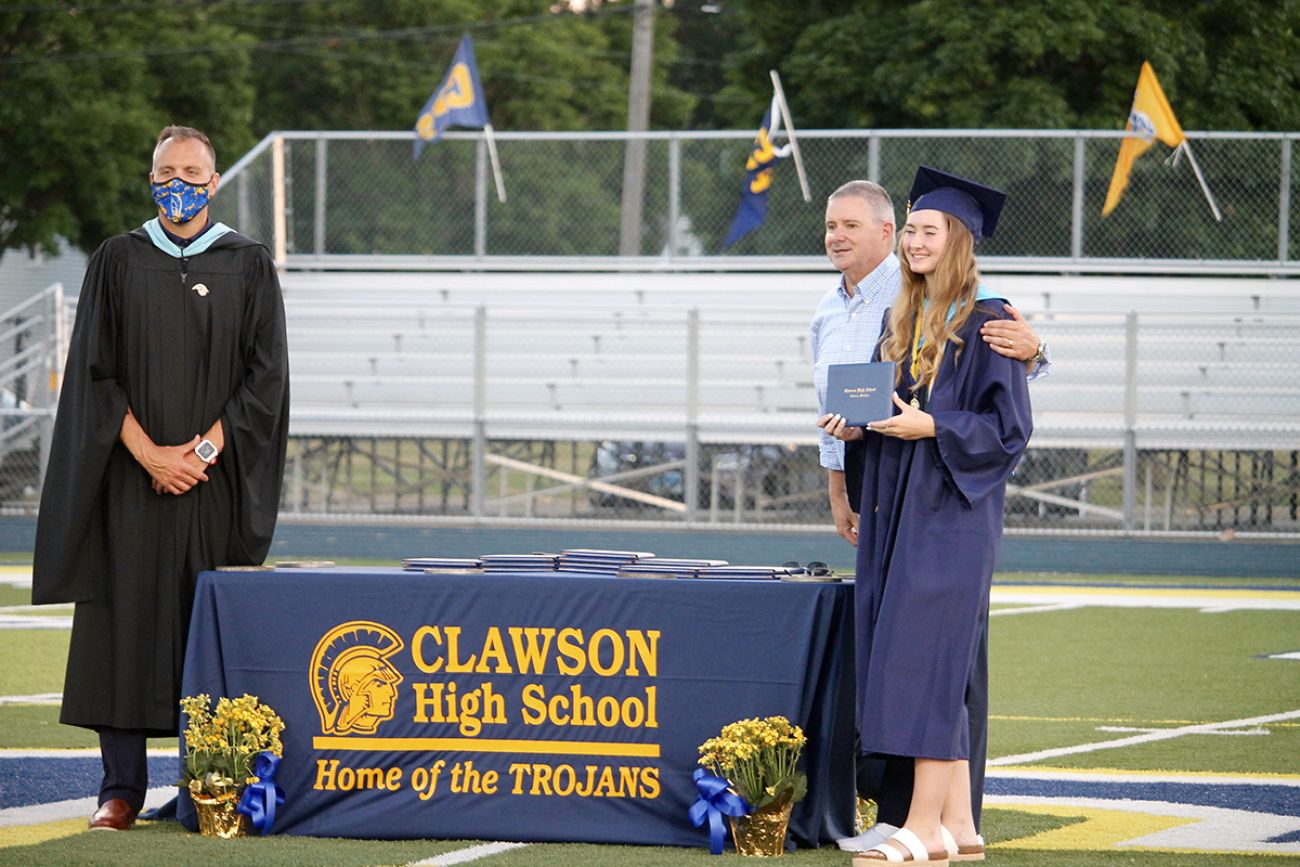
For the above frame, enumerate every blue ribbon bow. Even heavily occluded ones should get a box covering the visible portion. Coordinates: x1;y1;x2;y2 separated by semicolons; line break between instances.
688;768;751;855
236;752;285;834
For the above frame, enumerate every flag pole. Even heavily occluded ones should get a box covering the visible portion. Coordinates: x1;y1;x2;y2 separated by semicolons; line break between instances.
769;69;811;203
483;123;507;203
1179;140;1221;222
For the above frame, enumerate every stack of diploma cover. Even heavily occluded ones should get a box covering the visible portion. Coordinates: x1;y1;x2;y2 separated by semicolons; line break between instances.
479;553;561;572
694;565;801;581
826;361;897;426
401;557;483;574
556;548;656;574
617;558;730;579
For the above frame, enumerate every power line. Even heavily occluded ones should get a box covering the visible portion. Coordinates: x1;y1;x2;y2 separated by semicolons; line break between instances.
1;4;635;66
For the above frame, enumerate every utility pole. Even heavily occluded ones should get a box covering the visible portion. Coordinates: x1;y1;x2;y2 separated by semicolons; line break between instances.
619;0;654;256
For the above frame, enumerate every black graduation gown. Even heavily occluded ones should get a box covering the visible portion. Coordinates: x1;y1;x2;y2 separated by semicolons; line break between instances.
846;300;1031;768
32;225;290;734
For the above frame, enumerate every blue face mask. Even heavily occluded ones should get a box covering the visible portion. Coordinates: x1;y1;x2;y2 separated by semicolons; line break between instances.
150;176;214;224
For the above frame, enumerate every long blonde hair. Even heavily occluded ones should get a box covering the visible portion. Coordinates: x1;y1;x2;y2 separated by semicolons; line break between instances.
880;214;981;391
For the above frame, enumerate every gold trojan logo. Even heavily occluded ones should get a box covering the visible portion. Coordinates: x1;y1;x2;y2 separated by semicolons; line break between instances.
310;621;405;735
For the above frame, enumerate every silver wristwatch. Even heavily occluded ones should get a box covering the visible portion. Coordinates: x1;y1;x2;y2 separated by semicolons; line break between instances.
194;438;218;464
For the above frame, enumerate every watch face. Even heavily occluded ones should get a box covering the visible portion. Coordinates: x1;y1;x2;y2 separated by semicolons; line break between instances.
196;441;217;462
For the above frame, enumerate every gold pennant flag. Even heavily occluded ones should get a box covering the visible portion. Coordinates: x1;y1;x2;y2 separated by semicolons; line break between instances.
1102;61;1186;217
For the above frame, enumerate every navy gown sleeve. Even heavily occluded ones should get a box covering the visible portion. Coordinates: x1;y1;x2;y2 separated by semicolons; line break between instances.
32;240;129;604
217;246;290;564
929;318;1033;508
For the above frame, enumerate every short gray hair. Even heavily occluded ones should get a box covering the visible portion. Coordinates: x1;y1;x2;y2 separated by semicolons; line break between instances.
828;180;895;226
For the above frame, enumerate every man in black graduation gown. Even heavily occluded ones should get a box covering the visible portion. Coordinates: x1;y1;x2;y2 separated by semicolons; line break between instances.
31;125;289;831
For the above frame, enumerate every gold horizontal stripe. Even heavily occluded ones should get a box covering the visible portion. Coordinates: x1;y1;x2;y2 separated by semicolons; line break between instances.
312;736;660;758
993;585;1300;600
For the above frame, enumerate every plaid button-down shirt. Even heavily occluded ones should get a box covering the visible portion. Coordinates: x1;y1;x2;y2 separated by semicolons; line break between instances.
811;254;902;471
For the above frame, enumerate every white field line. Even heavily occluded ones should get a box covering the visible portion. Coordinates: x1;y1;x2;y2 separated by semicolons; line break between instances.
1;748;176;758
405;841;530;866
0;614;70;629
0;571;32;588
989;707;1300;767
0;785;173;828
0;693;61;705
982;794;1300;855
989;602;1083;617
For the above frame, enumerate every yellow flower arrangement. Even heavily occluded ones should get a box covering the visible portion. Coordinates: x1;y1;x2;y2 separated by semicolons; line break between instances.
180;693;285;810
697;715;807;811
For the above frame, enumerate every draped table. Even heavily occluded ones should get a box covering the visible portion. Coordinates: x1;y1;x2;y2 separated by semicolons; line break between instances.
177;566;855;845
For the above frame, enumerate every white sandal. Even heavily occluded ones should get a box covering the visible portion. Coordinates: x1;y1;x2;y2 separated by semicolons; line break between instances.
852;827;950;864
940;826;986;862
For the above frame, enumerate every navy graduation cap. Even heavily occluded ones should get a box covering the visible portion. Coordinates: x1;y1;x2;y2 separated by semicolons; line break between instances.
907;166;1007;242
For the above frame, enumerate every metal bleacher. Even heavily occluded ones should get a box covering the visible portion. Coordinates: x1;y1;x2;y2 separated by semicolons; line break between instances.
282;270;1300;451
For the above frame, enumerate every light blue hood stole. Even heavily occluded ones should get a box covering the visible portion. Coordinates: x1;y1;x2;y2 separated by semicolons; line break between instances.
141;218;236;258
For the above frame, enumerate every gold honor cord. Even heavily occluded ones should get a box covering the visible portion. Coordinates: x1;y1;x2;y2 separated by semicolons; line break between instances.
312;736;661;758
908;312;929;409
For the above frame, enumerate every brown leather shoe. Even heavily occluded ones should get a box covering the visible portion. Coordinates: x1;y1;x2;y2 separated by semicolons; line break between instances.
89;798;136;831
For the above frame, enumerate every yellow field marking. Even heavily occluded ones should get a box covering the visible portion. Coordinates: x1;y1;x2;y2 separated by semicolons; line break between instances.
992;713;1199;724
991;765;1300;783
991;713;1300;728
995;584;1300;601
0;817;85;848
990;802;1193;852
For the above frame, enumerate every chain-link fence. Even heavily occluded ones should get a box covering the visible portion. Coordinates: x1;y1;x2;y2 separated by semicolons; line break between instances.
214;129;1300;267
3;127;1299;536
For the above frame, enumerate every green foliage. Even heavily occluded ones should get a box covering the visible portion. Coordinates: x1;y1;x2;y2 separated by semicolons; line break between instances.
0;3;255;256
0;1;696;257
4;0;1298;257
715;0;1300;132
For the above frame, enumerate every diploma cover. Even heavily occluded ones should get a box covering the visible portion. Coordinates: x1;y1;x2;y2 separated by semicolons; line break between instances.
826;361;896;426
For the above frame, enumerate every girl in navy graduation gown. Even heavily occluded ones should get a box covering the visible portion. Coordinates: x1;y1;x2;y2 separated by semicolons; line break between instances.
822;168;1032;865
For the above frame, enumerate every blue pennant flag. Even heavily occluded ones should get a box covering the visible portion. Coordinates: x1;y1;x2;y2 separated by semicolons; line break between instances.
414;35;491;160
722;94;792;250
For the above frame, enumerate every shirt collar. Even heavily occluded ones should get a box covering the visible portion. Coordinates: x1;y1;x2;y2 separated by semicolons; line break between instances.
837;252;900;303
160;218;214;249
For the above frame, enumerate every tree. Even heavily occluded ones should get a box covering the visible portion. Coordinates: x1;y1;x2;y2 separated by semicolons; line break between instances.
240;0;693;135
0;4;255;256
714;0;1300;132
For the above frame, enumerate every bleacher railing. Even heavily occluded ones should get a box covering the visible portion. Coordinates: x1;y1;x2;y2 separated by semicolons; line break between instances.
214;128;1299;274
0;283;67;502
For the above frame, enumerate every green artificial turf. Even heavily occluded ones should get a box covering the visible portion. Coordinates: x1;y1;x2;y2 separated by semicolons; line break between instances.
0;630;69;696
990;606;1300;774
